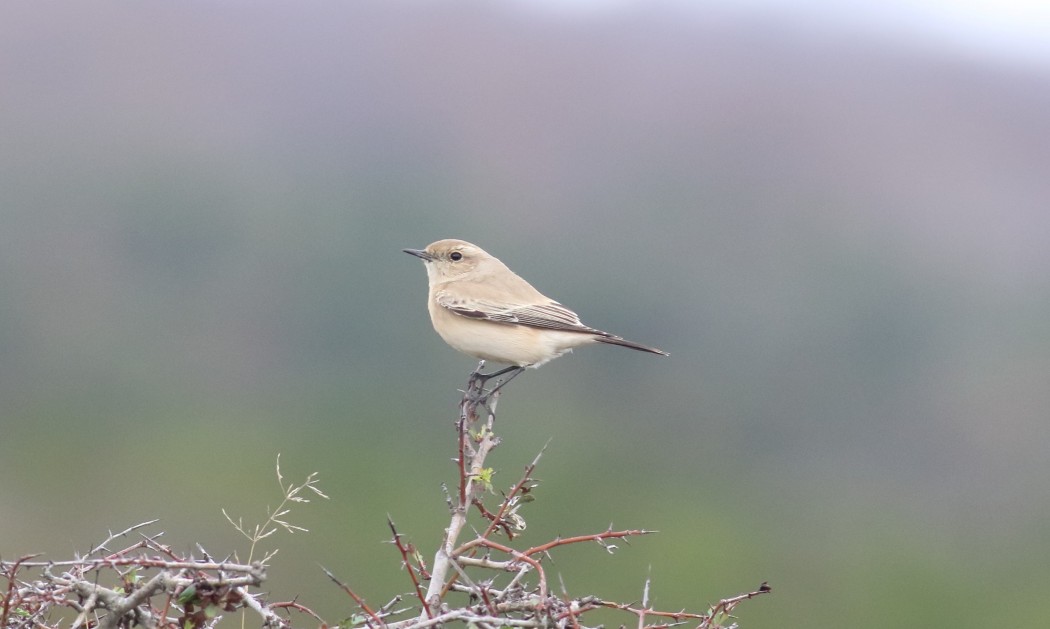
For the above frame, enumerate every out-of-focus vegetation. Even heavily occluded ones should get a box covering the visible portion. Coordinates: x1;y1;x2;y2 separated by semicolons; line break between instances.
2;3;1049;628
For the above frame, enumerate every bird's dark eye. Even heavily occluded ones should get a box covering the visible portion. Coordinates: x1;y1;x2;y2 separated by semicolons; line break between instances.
450;251;463;261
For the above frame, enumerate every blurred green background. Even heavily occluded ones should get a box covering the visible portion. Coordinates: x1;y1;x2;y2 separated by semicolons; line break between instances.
2;1;1049;627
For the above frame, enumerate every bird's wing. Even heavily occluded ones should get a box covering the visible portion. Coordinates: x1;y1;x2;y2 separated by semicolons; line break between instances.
435;291;600;334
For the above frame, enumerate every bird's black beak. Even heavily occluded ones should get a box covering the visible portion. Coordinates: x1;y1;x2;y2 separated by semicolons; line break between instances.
403;248;433;261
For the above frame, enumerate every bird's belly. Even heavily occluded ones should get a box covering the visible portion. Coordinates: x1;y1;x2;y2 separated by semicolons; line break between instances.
433;314;590;367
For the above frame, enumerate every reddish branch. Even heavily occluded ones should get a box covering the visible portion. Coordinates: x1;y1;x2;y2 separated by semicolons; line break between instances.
522;529;653;557
600;582;772;629
477;446;546;540
452;538;549;600
321;565;384;627
388;517;432;619
456;414;469;508
1;554;40;629
270;600;327;623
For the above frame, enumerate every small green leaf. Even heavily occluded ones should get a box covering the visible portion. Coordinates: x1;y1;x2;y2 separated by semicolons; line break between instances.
177;584;197;605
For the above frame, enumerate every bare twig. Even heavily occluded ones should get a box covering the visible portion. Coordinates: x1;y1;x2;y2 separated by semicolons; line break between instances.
522;529;654;557
422;362;503;613
2;515;323;629
88;519;162;557
388;516;432;618
702;582;772;628
320;564;384;627
1;554;39;629
4;371;769;629
236;585;290;628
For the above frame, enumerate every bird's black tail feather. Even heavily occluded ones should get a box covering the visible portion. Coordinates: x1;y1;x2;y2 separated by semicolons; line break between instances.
595;335;669;356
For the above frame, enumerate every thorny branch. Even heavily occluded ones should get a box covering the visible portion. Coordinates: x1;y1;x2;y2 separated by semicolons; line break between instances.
320;361;771;629
2;465;329;629
0;526;292;629
3;362;771;629
388;517;432;619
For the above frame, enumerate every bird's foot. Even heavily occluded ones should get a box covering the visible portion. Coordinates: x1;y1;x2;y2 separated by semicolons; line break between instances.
464;364;525;418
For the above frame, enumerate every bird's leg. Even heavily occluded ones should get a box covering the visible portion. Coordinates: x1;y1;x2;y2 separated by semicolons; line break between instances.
467;364;520;397
478;366;526;402
465;363;525;420
477;364;522;381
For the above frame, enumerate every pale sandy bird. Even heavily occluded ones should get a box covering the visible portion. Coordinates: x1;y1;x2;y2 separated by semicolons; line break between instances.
404;239;667;385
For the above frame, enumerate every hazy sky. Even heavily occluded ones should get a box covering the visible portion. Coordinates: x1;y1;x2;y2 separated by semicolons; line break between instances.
521;0;1050;68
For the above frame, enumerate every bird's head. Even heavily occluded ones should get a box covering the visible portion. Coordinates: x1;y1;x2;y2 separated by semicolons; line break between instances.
403;239;498;283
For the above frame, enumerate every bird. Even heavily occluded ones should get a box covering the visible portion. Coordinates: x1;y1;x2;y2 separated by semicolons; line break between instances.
403;239;667;387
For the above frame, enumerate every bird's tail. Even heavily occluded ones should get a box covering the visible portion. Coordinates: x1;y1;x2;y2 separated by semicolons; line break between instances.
595;334;669;356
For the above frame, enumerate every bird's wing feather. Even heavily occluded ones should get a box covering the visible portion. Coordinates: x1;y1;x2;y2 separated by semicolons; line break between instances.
435;291;601;334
